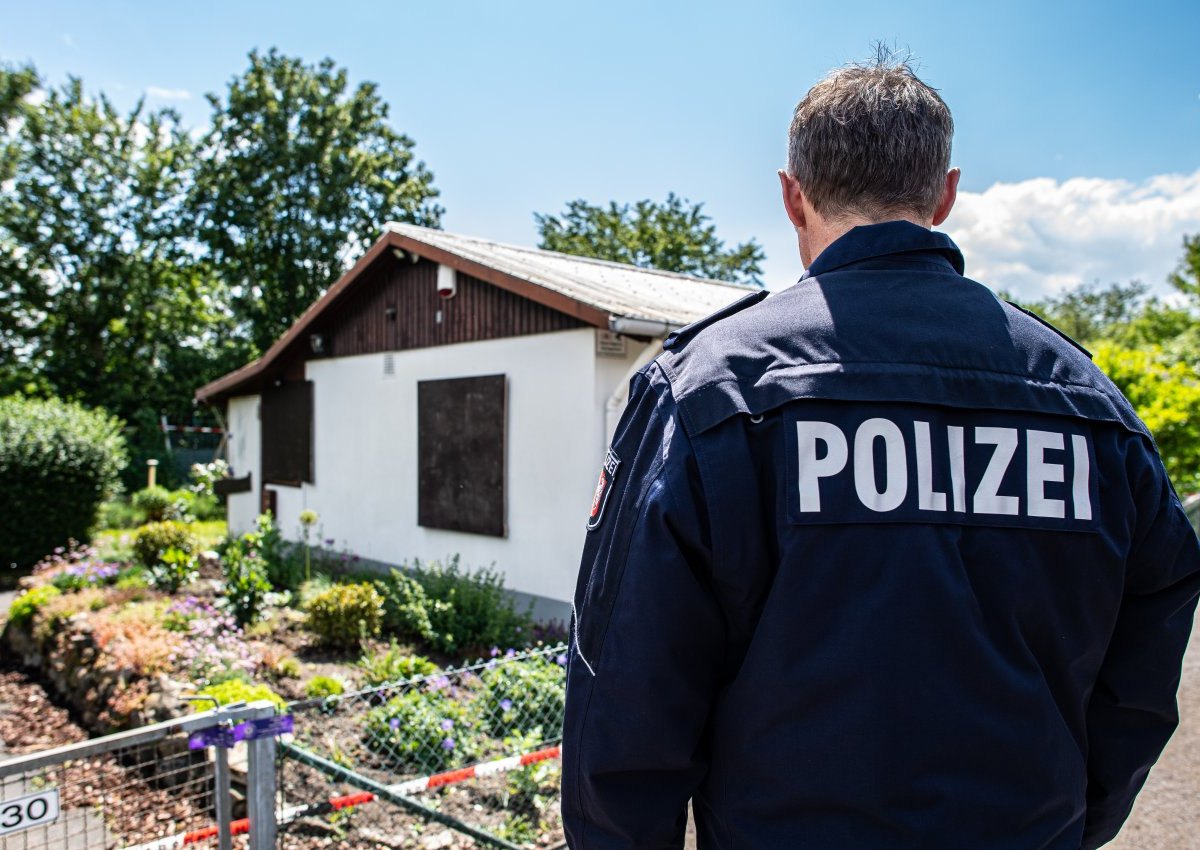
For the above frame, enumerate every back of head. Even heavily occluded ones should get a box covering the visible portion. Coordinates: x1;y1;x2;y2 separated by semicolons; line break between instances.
788;47;954;223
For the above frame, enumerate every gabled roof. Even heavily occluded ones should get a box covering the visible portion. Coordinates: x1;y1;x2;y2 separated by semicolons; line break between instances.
196;224;755;403
383;223;753;325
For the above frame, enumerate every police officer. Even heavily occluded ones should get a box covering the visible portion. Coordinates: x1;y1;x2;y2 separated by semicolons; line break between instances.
563;53;1200;850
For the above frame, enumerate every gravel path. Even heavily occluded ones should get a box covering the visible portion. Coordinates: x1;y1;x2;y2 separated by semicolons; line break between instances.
1106;616;1200;849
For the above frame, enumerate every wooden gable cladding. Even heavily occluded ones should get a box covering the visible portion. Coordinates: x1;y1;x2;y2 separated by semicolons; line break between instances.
320;257;585;358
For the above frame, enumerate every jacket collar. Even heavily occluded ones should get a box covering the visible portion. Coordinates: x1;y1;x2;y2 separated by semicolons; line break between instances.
798;220;965;281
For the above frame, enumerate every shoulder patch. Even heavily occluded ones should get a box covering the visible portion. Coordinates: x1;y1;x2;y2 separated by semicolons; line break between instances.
663;289;769;351
1005;301;1093;359
586;449;622;531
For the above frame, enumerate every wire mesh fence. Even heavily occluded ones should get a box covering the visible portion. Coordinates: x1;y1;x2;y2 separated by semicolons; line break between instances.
0;702;277;850
278;643;569;849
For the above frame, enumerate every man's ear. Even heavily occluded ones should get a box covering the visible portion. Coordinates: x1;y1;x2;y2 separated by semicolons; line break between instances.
931;168;960;227
779;170;807;229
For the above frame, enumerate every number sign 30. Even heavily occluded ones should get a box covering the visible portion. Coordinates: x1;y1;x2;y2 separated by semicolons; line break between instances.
0;789;60;836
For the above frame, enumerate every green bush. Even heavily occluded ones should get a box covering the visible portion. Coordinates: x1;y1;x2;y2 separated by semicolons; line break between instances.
0;396;127;574
365;688;482;772
132;521;197;567
357;641;439;688
147;547;199;592
221;535;271;626
305;583;384;648
376;558;534;655
114;566;150;593
7;585;61;626
475;654;566;739
304;675;345;699
97;499;145;530
132;486;185;522
193;679;286;712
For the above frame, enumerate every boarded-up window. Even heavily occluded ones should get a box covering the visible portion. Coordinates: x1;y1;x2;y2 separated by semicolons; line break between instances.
261;381;313;486
418;375;506;537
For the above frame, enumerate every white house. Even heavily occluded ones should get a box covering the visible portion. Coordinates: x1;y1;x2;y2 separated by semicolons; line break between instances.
196;223;750;620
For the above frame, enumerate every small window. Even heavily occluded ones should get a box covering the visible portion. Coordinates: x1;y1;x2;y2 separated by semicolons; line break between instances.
417;374;506;537
261;381;313;486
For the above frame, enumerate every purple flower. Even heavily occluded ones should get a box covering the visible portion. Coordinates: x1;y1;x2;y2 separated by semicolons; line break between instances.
440;719;454;731
441;737;455;751
489;646;500;658
389;717;401;730
504;649;516;659
499;698;513;712
514;627;522;634
556;654;568;666
324;538;335;547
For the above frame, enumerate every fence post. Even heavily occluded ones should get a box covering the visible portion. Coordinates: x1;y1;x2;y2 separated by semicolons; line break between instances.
214;745;233;850
245;702;278;850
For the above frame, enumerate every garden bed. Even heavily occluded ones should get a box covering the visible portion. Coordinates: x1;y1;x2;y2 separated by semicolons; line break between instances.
2;503;570;847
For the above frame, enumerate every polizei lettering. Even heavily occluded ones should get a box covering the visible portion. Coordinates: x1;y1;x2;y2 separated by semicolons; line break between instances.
786;404;1097;531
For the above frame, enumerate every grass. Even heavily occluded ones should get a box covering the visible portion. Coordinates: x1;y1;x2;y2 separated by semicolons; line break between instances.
92;520;227;562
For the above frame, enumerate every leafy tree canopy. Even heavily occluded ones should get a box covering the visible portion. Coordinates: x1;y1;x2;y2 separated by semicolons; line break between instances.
0;75;236;431
1093;342;1200;492
535;193;764;285
193;49;443;352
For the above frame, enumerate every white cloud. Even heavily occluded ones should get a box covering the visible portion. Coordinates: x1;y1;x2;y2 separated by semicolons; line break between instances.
145;86;192;101
945;170;1200;300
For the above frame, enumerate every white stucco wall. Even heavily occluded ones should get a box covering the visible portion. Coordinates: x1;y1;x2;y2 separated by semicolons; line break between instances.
260;328;641;608
225;395;262;537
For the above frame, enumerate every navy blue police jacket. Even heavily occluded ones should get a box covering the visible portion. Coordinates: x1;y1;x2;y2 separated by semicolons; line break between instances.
563;221;1200;850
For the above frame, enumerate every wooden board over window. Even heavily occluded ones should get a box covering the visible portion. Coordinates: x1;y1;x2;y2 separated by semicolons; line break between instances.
417;375;506;537
262;381;313;486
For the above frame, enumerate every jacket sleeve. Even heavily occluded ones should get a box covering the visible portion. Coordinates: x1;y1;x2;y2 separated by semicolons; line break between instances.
1082;441;1200;849
562;364;724;850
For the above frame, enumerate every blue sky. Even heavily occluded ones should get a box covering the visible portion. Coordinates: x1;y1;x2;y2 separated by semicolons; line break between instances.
3;0;1199;295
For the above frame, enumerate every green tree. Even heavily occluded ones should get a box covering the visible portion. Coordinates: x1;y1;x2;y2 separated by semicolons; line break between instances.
193;49;443;352
1093;342;1200;491
535;193;765;285
0;75;232;436
0;62;38;179
1169;234;1200;298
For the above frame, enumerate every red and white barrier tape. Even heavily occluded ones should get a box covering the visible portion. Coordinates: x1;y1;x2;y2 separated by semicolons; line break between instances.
390;743;560;795
118;745;561;850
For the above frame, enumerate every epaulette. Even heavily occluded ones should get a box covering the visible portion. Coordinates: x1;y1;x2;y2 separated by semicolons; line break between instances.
663;289;769;351
1005;300;1093;359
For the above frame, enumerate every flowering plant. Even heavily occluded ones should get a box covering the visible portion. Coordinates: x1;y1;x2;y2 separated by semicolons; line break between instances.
167;598;257;684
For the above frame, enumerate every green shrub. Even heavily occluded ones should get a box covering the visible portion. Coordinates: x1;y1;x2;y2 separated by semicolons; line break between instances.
7;585;61;626
97;499;145;530
147;547;199;593
114;566;150;593
475;654;566;740
305;583;384;648
0;396;127;574
377;558;534;655
221;536;271;626
357;641;439;688
188;493;223;522
132;521;197;567
132;486;186;522
365;688;482;772
304;675;345;699
193;679;286;712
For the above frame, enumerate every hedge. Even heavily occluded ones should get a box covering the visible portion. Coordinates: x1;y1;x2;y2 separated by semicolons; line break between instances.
0;396;127;574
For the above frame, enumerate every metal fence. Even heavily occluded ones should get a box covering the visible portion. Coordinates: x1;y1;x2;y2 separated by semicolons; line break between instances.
0;701;278;850
278;643;569;849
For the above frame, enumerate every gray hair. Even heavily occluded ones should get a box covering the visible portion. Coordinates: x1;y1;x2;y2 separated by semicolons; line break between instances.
787;48;954;222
